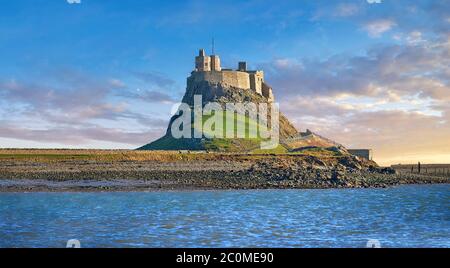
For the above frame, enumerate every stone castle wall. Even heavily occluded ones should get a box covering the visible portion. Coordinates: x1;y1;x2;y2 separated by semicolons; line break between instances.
249;71;263;95
261;82;274;103
210;55;221;71
190;49;273;102
190;70;251;90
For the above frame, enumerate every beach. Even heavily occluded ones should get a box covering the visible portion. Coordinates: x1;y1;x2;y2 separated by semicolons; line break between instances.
0;149;448;192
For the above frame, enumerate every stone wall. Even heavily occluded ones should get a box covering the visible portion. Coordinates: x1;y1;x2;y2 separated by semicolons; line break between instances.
190;71;251;90
210;55;221;71
348;149;373;160
189;66;279;103
249;71;263;94
195;55;211;71
262;82;274;102
222;71;251;89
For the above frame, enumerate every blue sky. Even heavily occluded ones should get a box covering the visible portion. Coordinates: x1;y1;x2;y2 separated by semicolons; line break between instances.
0;0;449;165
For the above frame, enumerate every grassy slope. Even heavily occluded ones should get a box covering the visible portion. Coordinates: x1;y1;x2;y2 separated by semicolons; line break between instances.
140;111;347;157
140;111;289;153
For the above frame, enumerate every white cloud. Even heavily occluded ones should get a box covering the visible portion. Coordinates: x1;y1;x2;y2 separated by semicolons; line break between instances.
280;95;450;165
264;38;450;101
363;19;396;38
273;58;295;68
367;0;382;4
67;0;81;4
406;31;425;45
108;79;126;88
260;36;450;164
335;3;359;17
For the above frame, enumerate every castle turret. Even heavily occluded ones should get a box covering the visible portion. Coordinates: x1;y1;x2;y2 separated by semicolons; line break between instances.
195;49;211;71
191;49;270;99
210;55;221;71
238;61;247;72
249;70;264;95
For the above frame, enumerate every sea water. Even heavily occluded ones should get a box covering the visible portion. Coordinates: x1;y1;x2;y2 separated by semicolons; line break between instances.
0;184;448;247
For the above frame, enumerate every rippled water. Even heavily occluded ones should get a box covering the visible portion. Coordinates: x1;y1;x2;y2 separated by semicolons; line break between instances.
0;184;449;248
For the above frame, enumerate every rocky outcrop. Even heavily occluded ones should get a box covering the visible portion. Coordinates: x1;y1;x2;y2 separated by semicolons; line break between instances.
140;79;298;150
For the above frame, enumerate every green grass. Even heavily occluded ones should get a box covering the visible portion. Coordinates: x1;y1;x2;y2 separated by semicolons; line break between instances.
140;111;346;156
199;111;266;139
289;147;344;157
0;154;93;160
251;144;289;154
0;148;349;164
141;110;276;152
200;111;285;152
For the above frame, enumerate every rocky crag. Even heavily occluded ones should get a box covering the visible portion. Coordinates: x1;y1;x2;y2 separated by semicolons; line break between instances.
140;80;301;152
139;50;382;175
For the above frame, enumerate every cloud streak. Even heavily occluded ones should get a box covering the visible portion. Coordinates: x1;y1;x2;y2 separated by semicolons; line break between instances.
263;37;450;101
0;121;160;146
0;68;170;147
363;19;396;37
266;35;450;164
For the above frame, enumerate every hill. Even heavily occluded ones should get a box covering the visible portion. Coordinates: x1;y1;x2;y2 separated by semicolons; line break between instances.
139;80;301;152
139;50;345;155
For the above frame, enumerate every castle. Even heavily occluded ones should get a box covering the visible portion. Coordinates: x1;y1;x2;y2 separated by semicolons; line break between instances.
188;49;274;102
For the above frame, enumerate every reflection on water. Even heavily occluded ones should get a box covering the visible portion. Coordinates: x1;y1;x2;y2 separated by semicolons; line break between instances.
0;184;449;248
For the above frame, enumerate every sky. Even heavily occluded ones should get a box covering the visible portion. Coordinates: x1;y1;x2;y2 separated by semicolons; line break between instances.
0;0;449;166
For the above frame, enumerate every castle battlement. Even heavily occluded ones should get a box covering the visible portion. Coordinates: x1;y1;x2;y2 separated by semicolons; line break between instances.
191;49;274;102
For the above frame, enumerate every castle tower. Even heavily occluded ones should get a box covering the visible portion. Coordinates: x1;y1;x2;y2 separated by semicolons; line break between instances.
249;70;264;95
195;49;211;71
238;61;247;72
210;55;221;71
210;38;221;71
190;49;269;94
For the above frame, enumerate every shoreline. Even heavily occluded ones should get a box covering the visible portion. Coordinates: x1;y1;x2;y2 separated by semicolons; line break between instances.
0;180;449;193
2;168;448;192
1;150;448;192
